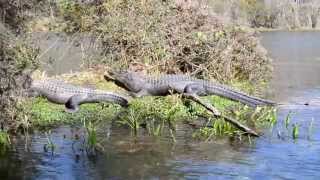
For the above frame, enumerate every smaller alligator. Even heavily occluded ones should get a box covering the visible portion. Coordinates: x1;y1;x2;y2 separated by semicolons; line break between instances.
28;79;129;112
104;70;275;107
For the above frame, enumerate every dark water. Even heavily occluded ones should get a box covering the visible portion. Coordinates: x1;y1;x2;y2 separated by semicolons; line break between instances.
2;31;320;179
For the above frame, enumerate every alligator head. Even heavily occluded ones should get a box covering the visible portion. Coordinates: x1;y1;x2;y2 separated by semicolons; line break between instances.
104;70;145;93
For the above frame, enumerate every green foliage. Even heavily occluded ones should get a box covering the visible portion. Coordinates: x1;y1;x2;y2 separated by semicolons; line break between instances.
84;119;97;149
0;131;11;152
292;123;299;140
119;96;189;136
193;105;276;140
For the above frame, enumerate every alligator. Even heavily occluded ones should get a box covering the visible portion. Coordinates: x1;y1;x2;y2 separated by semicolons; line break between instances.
28;79;129;112
104;70;276;137
104;70;275;107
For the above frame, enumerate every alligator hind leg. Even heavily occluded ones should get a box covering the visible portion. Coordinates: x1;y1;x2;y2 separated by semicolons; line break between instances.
65;94;86;113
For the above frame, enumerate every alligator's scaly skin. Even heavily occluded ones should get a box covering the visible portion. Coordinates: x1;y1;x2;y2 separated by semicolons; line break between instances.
105;70;275;107
29;79;129;112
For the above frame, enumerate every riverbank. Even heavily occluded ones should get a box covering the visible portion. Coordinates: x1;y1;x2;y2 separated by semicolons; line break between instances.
22;69;276;140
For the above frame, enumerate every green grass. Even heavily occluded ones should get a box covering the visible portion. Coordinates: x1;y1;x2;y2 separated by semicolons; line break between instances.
25;97;122;129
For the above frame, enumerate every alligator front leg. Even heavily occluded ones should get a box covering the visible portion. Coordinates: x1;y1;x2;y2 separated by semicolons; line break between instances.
129;89;150;98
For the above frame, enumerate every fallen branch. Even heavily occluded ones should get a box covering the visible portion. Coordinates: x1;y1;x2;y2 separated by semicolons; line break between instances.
182;93;259;137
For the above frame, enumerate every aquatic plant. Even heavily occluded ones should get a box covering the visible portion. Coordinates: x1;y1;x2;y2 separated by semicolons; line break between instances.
292;123;299;140
0;131;11;149
83;120;97;150
44;131;56;153
119;108;141;136
285;111;293;130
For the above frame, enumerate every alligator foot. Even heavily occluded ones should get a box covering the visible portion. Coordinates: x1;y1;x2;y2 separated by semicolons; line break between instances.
181;93;259;137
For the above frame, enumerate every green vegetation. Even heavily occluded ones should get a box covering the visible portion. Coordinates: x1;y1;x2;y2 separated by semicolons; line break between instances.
292;123;299;140
0;131;11;154
83;119;99;153
192;105;276;140
24;97;122;129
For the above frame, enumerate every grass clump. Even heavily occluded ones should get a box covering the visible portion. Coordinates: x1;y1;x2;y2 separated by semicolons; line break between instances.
192;105;276;140
118;95;189;136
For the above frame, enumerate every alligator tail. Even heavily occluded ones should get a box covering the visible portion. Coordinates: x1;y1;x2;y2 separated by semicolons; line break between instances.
204;84;275;107
65;93;129;113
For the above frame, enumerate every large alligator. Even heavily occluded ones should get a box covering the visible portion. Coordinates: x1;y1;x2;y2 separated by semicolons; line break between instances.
104;70;275;107
104;70;276;136
28;79;129;112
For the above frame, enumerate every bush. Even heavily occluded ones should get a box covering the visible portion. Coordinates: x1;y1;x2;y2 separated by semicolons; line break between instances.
34;0;272;86
0;24;39;131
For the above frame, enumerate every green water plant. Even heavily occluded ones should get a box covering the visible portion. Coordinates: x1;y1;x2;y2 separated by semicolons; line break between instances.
0;131;11;154
285;111;293;130
292;123;299;140
44;131;56;153
84;119;97;150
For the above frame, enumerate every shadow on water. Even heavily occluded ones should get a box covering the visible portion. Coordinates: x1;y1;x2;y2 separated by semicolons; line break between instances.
2;31;320;179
